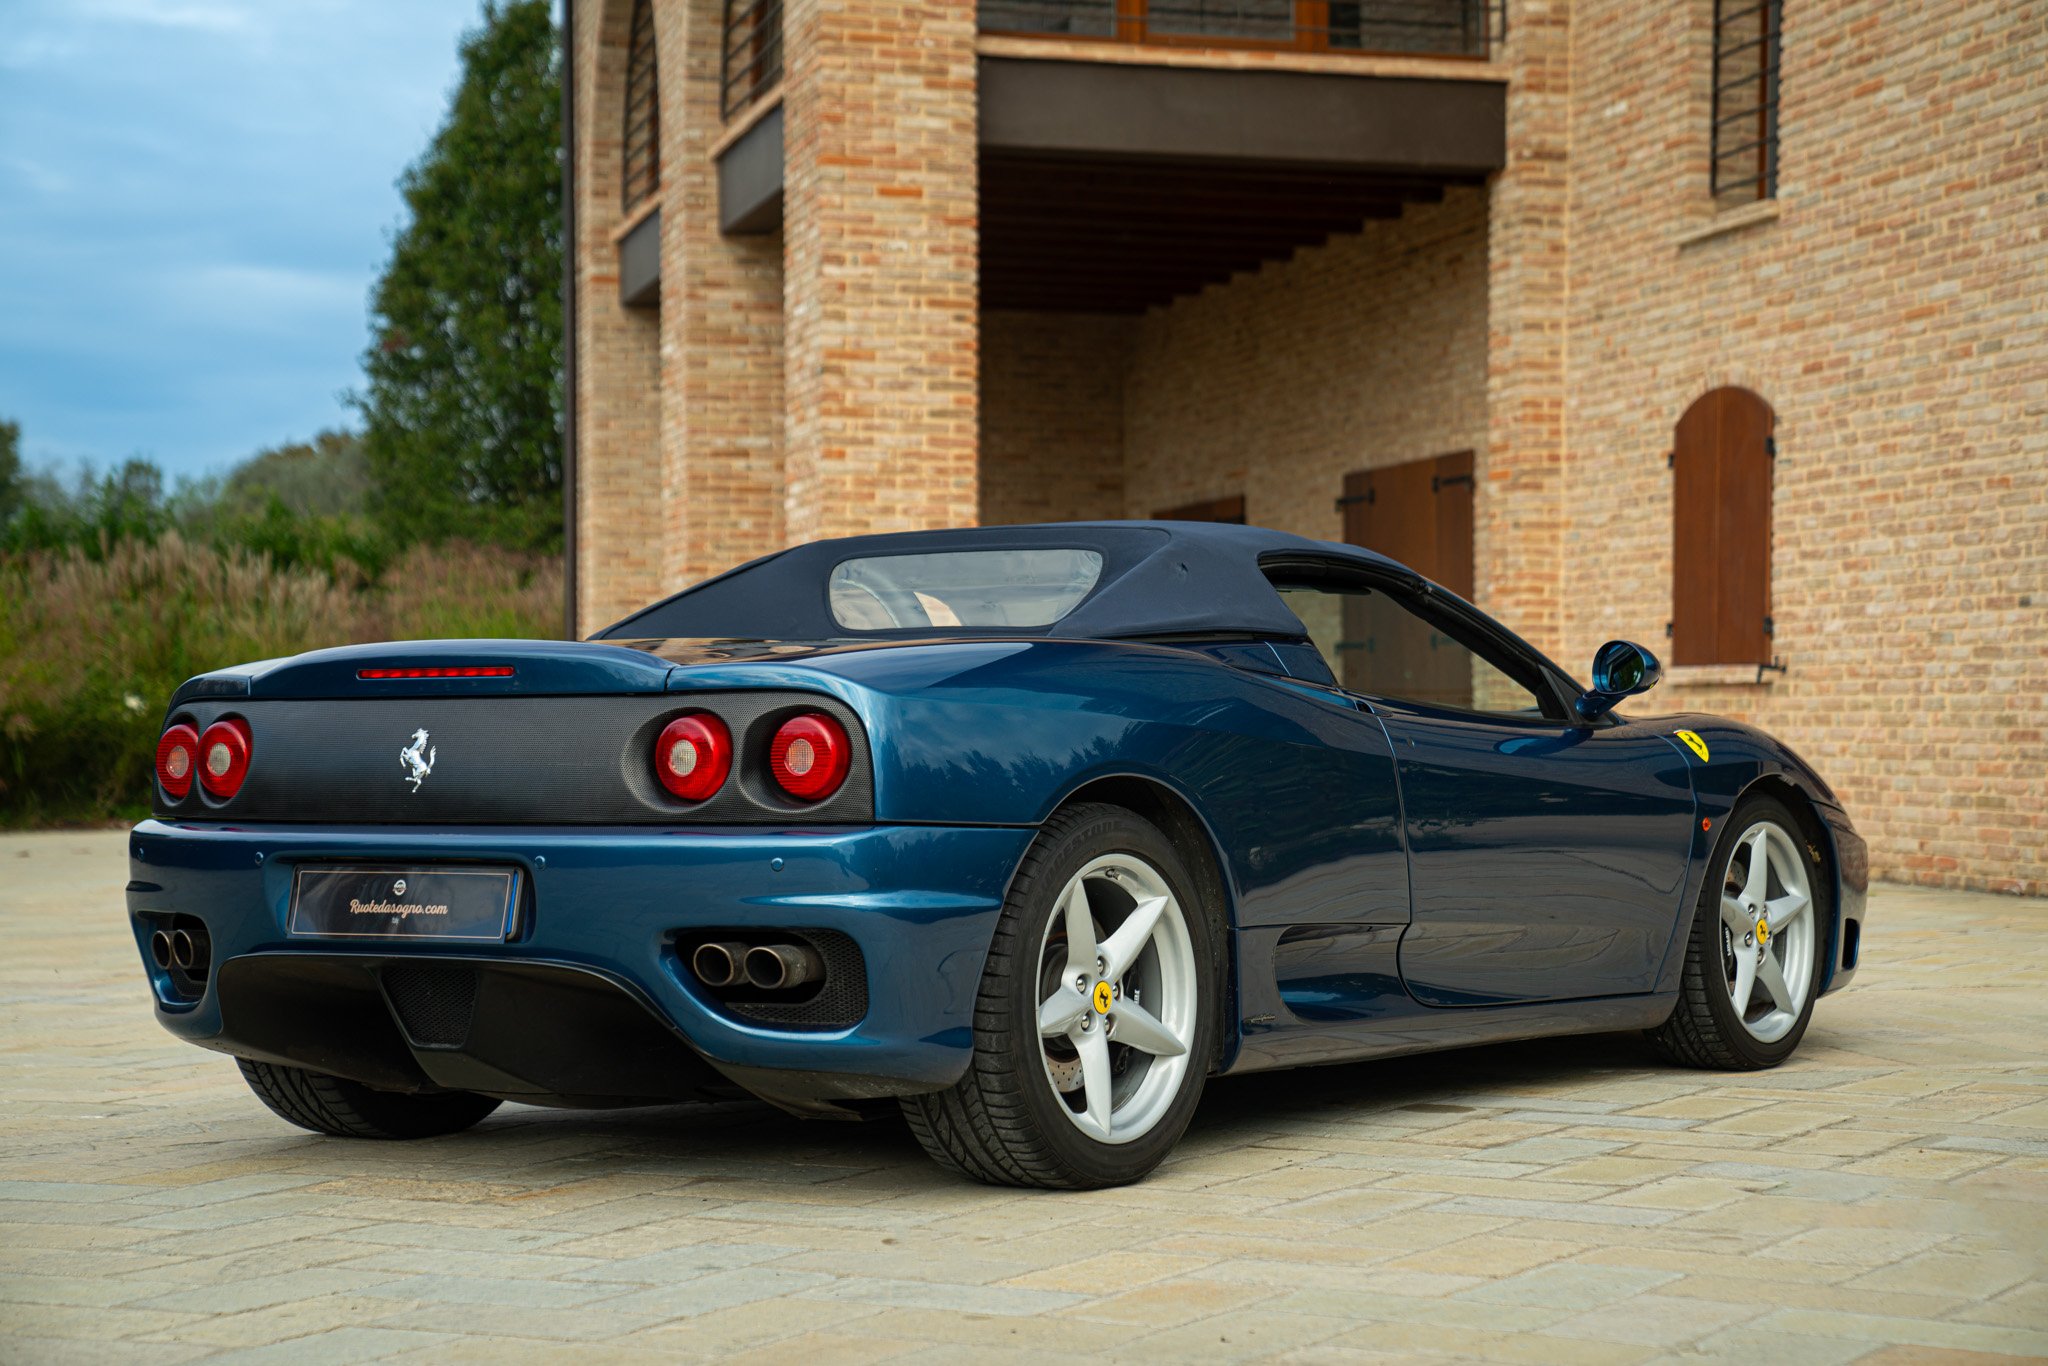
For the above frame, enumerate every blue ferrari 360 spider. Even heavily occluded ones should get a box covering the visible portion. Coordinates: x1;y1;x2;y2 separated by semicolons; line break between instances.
130;522;1865;1187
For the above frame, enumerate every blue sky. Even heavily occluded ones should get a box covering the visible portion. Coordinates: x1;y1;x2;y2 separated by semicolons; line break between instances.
0;1;488;482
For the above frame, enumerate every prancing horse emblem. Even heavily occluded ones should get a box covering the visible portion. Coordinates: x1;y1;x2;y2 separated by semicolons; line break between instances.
400;729;436;792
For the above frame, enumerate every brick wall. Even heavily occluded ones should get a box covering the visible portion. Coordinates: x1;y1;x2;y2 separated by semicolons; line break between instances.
780;0;980;544
1122;191;1491;536
981;311;1129;525
1560;0;2048;893
574;0;2044;891
572;0;664;632
658;0;785;588
1478;0;1572;656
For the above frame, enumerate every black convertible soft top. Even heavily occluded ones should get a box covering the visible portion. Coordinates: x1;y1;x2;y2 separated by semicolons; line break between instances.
596;521;1402;642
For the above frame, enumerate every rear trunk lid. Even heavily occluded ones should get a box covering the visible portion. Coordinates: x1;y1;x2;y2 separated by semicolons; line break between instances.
156;639;877;825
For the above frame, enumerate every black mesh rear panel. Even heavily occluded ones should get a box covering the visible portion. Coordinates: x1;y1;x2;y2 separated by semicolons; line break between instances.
382;963;479;1047
725;931;869;1030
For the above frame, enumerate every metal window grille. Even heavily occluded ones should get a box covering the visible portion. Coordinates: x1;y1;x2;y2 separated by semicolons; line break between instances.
721;0;784;121
621;0;660;212
977;0;1505;59
1710;0;1781;203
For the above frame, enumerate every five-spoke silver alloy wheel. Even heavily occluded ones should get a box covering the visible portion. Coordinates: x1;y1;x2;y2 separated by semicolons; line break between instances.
1035;854;1197;1145
1718;819;1816;1043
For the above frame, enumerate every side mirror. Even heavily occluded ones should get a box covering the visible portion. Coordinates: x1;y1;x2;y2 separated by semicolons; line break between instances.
1575;639;1663;721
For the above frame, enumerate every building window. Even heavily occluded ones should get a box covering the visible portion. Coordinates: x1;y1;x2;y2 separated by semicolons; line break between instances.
1711;0;1781;204
1154;494;1246;524
621;0;659;213
720;0;784;121
1671;387;1774;666
978;1;1502;60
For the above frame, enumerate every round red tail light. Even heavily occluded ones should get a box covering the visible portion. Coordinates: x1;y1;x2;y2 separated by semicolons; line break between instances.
196;718;252;800
769;713;851;802
155;723;200;799
655;713;732;802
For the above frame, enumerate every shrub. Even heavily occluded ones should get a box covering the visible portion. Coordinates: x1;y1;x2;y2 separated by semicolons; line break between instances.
0;535;562;826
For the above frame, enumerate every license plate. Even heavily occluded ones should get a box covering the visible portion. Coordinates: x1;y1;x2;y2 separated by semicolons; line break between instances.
288;865;518;941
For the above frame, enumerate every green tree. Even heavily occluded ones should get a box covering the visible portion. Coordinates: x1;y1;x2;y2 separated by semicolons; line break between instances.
355;1;563;552
0;419;21;529
218;430;372;521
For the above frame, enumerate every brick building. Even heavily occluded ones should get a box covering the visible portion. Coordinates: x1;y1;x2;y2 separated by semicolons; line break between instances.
565;0;2046;893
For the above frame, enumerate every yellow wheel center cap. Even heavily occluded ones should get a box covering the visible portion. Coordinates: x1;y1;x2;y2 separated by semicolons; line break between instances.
1092;981;1114;1015
1755;917;1771;945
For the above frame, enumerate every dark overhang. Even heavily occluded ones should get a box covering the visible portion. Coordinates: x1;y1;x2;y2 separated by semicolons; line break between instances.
719;102;784;235
619;206;661;308
977;58;1505;175
697;56;1506;313
978;57;1504;313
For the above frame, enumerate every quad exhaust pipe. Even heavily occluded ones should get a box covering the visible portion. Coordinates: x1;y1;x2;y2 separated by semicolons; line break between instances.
148;923;210;977
689;941;751;989
689;940;826;992
743;943;824;991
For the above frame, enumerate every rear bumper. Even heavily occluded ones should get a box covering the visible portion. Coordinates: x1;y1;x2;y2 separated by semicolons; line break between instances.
1819;804;1868;996
126;820;1034;1112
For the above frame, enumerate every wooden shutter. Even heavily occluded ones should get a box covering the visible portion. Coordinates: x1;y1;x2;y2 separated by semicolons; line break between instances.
1340;451;1474;596
1672;388;1773;665
1154;494;1247;524
1339;452;1476;701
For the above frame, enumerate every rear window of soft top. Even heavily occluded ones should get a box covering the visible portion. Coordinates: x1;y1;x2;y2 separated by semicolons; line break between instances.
828;549;1104;631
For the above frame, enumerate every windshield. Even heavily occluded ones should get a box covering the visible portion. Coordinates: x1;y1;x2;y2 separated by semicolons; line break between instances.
828;549;1104;631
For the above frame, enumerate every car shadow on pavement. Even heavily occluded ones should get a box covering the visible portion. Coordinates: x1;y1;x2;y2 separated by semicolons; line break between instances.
369;1028;1683;1183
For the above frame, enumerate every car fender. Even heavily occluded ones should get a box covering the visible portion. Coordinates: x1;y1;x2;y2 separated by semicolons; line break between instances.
1637;713;1864;995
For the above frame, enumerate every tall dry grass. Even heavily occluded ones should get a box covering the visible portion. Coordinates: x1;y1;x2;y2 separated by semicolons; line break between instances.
0;534;562;824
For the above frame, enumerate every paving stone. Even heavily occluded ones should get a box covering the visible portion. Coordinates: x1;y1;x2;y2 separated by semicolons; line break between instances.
1457;1263;1681;1310
3;831;2044;1363
798;1275;1086;1317
1542;1290;1763;1346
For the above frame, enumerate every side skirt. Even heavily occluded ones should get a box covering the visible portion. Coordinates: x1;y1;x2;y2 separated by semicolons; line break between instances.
1225;924;1676;1075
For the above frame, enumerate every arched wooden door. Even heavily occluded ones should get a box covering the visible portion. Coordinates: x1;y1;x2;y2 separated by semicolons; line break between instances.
1672;388;1774;666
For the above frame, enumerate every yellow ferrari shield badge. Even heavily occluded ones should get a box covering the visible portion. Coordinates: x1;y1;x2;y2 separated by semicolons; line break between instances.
1092;981;1114;1015
1675;729;1710;762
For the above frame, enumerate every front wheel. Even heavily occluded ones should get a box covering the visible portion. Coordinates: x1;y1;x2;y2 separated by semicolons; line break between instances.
1649;795;1829;1069
237;1058;500;1139
902;803;1224;1189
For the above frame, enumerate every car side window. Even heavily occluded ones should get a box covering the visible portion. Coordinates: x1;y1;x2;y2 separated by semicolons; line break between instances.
1274;579;1557;720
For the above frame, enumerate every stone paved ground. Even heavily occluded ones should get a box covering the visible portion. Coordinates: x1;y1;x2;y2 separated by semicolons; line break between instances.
2;830;2044;1364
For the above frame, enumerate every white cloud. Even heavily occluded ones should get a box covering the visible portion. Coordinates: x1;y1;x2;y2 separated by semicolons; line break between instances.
163;263;364;329
0;0;480;476
0;154;72;195
0;32;83;70
73;0;259;34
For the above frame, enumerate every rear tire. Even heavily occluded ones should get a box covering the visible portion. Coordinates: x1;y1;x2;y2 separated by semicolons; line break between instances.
901;803;1224;1189
1649;794;1828;1070
237;1058;500;1139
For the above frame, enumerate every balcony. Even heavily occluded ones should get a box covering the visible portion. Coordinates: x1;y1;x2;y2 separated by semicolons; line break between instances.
978;0;1508;311
698;0;1508;316
980;0;1503;60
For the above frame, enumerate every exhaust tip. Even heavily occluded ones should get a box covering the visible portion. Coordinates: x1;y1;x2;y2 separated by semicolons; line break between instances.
690;941;748;989
745;943;825;991
169;929;197;971
149;929;174;970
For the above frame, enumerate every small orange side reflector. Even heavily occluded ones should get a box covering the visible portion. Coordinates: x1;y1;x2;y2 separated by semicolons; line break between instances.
1701;818;1712;831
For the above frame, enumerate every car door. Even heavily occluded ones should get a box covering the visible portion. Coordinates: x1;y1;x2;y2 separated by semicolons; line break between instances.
1272;566;1697;1006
